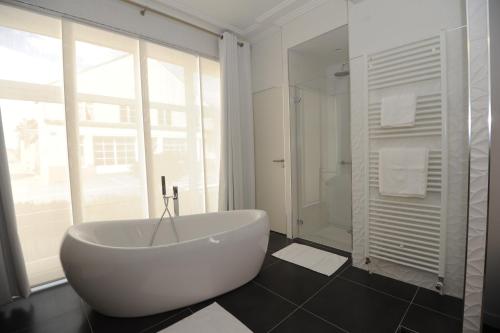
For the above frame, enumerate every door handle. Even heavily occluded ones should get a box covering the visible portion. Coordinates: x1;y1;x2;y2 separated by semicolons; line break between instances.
273;159;285;168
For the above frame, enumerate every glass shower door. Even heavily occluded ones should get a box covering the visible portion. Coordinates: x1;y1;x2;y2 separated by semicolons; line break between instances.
295;82;352;251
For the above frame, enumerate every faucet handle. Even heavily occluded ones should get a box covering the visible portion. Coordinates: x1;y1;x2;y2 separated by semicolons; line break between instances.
161;176;166;196
172;186;178;199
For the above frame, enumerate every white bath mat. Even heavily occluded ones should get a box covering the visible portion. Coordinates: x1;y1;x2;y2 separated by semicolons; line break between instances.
272;243;348;276
158;302;252;333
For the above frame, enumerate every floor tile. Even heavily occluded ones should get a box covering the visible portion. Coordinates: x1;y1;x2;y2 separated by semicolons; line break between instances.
267;232;291;253
16;310;91;333
261;253;280;271
255;260;333;304
340;266;417;301
397;326;419;333
484;324;500;333
412;287;463;319
0;284;82;333
402;304;462;333
140;308;194;333
304;277;409;333
82;301;187;333
271;309;346;333
192;282;296;333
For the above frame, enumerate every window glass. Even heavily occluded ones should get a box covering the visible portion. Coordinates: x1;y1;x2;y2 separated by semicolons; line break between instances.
0;5;70;286
73;23;147;222
200;58;221;212
145;42;205;215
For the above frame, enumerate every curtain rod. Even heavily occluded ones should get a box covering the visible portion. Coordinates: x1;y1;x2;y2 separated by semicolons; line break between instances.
120;0;244;47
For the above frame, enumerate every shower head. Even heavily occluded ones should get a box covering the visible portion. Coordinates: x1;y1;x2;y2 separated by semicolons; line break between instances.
334;70;349;77
334;63;350;77
334;71;349;77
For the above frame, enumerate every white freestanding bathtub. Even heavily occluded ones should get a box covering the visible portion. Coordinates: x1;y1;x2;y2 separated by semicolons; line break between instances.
60;210;269;317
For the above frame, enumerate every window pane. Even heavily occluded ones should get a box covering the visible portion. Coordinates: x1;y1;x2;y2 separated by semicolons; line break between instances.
200;58;221;212
145;42;205;216
74;23;147;222
0;5;70;286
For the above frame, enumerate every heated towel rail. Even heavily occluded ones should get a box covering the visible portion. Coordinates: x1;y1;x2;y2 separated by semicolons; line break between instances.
364;33;448;286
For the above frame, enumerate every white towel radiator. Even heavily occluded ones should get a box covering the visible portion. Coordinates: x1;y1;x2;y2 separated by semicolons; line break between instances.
363;33;448;291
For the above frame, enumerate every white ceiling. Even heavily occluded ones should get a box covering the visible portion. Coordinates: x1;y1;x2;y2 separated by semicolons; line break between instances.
149;0;329;40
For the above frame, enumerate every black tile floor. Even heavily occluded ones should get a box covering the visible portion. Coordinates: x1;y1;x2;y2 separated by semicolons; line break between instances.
0;231;465;333
484;324;500;333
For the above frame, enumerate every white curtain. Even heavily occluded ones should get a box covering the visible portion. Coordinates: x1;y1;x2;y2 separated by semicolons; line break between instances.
218;32;255;210
0;110;30;305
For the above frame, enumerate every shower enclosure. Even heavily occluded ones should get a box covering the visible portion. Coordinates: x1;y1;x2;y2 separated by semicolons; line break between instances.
289;26;352;251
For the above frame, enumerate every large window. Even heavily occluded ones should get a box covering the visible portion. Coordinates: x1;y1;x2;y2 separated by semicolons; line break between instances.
0;6;71;287
0;4;221;286
73;23;148;222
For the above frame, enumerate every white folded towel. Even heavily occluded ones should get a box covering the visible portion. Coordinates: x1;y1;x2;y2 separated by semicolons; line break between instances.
381;93;417;127
379;148;429;198
159;303;251;333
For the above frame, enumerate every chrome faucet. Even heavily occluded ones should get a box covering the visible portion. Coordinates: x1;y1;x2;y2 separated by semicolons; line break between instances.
150;177;180;246
160;177;179;216
172;186;179;217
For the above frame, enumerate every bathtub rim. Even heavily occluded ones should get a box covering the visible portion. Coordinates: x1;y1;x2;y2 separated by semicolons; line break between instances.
62;209;269;251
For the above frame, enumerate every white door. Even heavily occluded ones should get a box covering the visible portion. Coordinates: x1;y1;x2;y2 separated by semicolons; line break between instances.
253;88;287;234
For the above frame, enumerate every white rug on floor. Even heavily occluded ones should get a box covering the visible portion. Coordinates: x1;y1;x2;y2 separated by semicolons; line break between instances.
158;302;252;333
272;243;348;276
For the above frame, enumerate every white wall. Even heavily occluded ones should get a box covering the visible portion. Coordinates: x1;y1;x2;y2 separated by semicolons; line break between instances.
250;0;348;90
348;0;467;297
3;0;219;59
281;0;348;50
251;30;283;93
348;0;465;58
